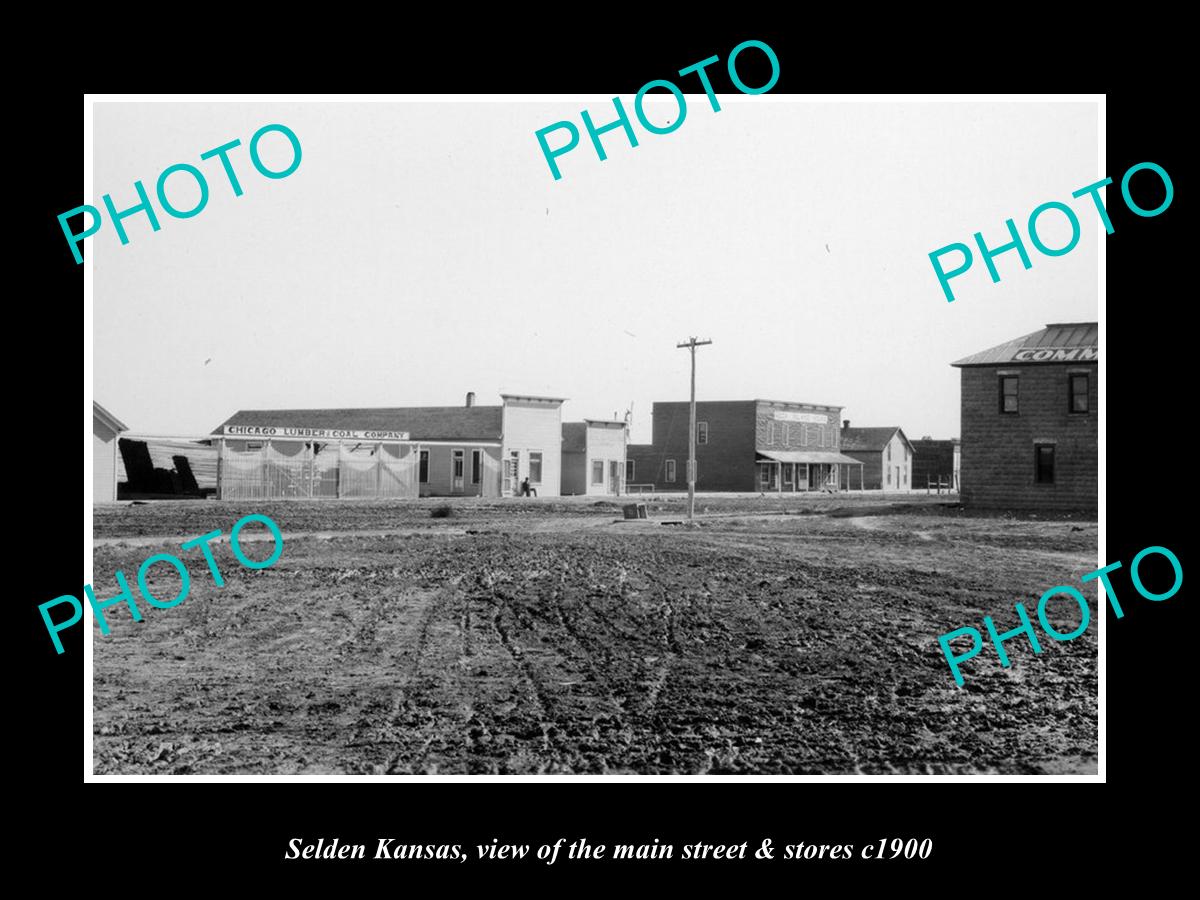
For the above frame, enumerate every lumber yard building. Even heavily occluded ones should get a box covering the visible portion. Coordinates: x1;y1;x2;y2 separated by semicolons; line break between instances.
952;322;1097;512
212;392;565;500
838;424;914;492
626;399;862;493
911;438;961;492
561;420;628;495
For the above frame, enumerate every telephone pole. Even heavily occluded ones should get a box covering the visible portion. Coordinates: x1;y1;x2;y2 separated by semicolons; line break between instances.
676;337;713;520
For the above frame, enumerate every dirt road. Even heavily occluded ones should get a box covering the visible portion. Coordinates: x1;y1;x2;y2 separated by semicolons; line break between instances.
92;498;1098;774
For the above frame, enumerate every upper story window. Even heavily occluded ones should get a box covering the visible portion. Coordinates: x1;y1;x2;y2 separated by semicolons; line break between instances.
697;421;708;444
1000;375;1019;414
1069;373;1089;413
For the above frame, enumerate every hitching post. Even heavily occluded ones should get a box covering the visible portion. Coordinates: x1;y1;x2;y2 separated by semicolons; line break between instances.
676;337;713;521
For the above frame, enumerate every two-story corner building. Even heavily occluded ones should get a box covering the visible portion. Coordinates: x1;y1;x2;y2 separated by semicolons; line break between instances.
625;399;861;493
839;424;915;492
561;420;628;496
211;392;566;499
951;322;1097;512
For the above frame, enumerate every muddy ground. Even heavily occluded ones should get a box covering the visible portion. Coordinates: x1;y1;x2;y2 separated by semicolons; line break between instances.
92;495;1098;775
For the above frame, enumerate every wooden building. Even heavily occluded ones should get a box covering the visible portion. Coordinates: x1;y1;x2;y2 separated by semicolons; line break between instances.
951;322;1097;511
212;392;565;499
626;399;861;493
561;420;628;496
839;424;914;492
93;402;127;503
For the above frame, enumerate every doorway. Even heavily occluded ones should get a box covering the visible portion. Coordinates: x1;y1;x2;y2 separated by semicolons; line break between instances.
452;449;464;493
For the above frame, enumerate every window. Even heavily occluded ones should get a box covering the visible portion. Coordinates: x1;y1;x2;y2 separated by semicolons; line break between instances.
1035;443;1055;484
887;466;892;485
625;460;635;482
781;423;790;444
666;459;677;482
592;460;604;485
783;464;793;486
1070;373;1089;413
452;450;464;478
471;449;482;484
529;451;543;483
1000;375;1019;413
903;467;907;486
697;421;708;444
419;449;429;483
887;443;892;462
246;441;264;451
760;464;771;488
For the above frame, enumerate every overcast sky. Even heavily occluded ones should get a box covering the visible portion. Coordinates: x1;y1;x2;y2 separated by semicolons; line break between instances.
93;100;1098;443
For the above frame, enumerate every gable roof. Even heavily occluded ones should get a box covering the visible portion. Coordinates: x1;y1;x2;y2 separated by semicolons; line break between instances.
841;426;912;453
952;322;1097;367
94;401;128;433
213;406;503;441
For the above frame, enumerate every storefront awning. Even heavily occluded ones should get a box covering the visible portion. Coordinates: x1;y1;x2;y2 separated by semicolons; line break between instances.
757;450;863;465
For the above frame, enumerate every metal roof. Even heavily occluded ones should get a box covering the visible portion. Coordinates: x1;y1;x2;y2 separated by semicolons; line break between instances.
952;322;1097;367
757;450;863;465
213;406;504;441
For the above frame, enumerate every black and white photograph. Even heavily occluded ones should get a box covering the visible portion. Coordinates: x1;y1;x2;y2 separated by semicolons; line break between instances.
84;94;1102;778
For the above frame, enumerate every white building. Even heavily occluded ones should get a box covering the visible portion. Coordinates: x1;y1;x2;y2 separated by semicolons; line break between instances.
93;402;128;502
561;420;628;495
212;392;566;499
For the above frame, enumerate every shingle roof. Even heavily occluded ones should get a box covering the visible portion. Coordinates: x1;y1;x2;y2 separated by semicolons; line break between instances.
562;422;588;452
213;406;503;441
840;426;902;452
952;322;1097;367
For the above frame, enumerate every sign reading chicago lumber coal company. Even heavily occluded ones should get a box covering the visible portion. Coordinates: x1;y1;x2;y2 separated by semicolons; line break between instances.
223;425;411;441
773;411;828;424
1013;347;1098;362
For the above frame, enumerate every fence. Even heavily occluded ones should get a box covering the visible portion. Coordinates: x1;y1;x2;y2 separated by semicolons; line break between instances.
218;440;419;500
925;474;958;495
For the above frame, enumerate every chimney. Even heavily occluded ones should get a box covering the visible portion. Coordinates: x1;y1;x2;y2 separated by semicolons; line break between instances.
843;419;850;429
465;391;476;408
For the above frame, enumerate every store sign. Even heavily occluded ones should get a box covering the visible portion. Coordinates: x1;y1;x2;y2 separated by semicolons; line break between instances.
773;411;827;424
223;425;410;441
1013;347;1097;362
